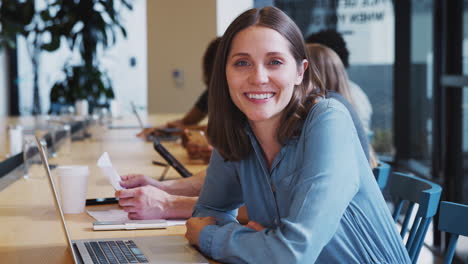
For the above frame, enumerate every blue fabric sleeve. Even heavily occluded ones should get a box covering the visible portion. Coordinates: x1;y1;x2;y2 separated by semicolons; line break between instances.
194;105;362;263
193;149;244;225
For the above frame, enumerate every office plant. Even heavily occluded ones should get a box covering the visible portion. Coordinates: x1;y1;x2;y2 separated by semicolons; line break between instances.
1;0;132;114
47;0;132;111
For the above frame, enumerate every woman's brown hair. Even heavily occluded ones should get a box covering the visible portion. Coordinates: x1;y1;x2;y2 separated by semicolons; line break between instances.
202;37;221;86
306;43;355;107
207;7;325;161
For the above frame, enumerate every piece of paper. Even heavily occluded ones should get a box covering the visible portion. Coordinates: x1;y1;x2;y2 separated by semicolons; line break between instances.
87;209;186;226
88;209;129;222
97;152;123;191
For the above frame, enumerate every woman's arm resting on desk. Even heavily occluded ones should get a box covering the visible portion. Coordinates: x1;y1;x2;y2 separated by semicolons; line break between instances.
116;186;198;219
119;170;206;197
188;108;361;264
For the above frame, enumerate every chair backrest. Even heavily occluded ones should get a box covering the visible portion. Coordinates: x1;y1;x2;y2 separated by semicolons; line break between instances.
438;201;468;264
372;161;390;190
388;172;442;263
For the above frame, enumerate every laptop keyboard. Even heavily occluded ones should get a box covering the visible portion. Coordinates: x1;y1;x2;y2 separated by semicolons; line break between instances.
84;240;149;264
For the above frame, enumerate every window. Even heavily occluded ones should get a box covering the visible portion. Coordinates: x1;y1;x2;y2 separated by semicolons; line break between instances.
407;0;434;176
276;0;396;158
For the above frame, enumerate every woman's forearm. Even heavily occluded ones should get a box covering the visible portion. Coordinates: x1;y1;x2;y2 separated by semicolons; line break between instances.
158;170;206;196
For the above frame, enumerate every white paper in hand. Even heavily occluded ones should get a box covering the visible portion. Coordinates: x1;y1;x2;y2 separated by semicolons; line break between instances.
97;152;123;190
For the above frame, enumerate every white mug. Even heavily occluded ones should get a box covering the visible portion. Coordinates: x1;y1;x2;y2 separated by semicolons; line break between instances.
8;125;23;156
56;166;89;214
75;100;89;117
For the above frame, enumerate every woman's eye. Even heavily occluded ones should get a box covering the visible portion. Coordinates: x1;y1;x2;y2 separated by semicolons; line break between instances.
270;60;283;65
234;60;250;66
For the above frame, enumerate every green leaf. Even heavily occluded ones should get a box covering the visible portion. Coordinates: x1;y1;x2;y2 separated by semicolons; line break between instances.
40;10;52;22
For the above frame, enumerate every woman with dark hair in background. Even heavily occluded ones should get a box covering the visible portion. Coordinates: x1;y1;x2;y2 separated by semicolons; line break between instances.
307;29;373;136
307;43;378;169
185;6;409;263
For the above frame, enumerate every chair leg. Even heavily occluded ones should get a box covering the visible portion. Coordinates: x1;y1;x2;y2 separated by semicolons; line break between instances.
410;217;431;264
444;234;459;264
406;216;421;251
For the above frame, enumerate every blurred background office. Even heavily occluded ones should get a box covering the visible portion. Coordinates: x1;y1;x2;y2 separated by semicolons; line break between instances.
1;0;468;262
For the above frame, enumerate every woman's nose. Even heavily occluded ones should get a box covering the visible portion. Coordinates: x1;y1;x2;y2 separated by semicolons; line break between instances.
248;65;268;85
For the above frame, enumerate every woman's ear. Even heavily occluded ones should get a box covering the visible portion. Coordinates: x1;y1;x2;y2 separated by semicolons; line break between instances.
295;59;309;85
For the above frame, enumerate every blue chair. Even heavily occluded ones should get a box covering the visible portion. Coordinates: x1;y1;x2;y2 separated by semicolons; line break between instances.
438;201;468;264
387;172;442;263
372;161;390;190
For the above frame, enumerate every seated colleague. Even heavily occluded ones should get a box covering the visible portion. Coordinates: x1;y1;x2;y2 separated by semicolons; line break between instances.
185;7;410;263
137;38;221;139
115;172;249;222
306;29;373;134
115;171;204;220
307;43;377;168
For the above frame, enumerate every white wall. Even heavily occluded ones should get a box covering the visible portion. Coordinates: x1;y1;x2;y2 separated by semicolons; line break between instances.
0;49;7;116
147;0;253;113
216;0;253;36
147;0;217;113
101;0;148;113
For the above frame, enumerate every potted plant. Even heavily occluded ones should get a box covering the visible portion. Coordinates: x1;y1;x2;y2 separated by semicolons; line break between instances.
1;0;132;115
47;0;132;114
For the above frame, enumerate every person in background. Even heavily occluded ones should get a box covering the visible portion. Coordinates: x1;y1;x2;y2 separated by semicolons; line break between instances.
137;37;221;139
185;6;409;263
137;38;220;163
306;29;373;135
307;43;378;168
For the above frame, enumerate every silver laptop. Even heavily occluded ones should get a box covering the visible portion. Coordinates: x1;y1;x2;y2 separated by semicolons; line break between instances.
108;102;148;130
34;136;208;264
131;101;147;130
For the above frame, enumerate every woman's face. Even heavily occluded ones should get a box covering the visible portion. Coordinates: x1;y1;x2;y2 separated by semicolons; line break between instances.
226;26;307;126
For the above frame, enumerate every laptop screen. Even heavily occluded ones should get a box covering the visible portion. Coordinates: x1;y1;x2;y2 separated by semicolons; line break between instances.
35;136;80;264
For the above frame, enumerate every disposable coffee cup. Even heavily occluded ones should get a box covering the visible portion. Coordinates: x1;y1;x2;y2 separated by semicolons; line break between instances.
75;100;89;117
56;166;89;214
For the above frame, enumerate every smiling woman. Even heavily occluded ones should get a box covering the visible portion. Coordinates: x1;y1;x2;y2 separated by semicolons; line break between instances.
226;26;307;130
185;6;411;264
207;7;324;162
225;25;308;167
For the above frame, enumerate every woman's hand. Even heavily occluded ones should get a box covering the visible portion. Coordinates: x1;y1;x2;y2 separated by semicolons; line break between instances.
185;142;213;164
185;217;216;247
136;127;159;139
115;186;172;220
119;174;160;189
245;221;264;231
